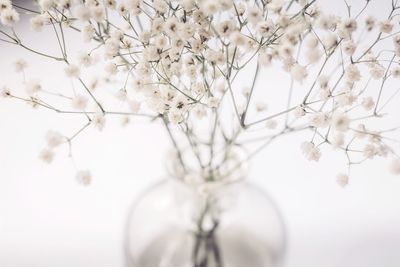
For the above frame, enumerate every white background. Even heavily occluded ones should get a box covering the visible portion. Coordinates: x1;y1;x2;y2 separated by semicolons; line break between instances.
1;1;400;267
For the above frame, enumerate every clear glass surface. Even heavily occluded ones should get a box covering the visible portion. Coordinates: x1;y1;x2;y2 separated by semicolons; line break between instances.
125;178;286;267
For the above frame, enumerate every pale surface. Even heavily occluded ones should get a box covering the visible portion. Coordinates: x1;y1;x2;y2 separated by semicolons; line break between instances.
1;1;400;267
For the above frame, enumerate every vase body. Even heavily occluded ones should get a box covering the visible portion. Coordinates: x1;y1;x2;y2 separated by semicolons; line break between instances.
125;178;286;267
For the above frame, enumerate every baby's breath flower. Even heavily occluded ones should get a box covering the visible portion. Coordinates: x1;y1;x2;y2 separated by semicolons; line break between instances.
266;120;278;129
308;112;328;128
30;14;46;32
77;52;92;67
71;94;88;110
82;24;95;42
290;63;307;82
0;0;11;12
342;40;356;55
39;148;54;163
38;0;53;11
25;80;42;95
64;64;80;78
391;67;400;78
256;20;275;38
90;5;106;23
379;19;393;33
207;96;219;108
128;99;141;113
293;105;306;118
301;141;321;162
331;113;350;132
92;113;106;131
14;59;27;73
331;132;344;148
0;8;19;26
45;130;64;148
345;65;361;83
168;109;183;124
363;143;378;159
0;86;11;98
389;159;400;175
365;15;375;31
336;173;349;187
76;170;92;186
104;62;118;74
369;65;385;80
192;104;207;119
361;97;375;111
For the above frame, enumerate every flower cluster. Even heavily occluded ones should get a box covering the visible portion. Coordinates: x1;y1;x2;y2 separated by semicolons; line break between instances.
1;0;400;187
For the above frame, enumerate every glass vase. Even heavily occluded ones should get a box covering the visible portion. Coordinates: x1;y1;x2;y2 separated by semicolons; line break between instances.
125;177;286;267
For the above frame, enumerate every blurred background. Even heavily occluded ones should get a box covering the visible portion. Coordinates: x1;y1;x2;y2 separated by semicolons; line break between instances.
1;0;400;267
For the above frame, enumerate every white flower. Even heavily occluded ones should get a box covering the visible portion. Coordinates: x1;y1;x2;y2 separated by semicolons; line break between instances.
128;99;141;113
76;170;91;186
370;65;385;80
39;148;54;163
293;105;306;118
323;32;338;49
82;24;95;42
192;104;207;119
331;132;344;148
38;0;53;11
331;113;350;132
379;19;393;33
266;120;277;129
308;112;327;128
192;82;206;96
71;94;88;110
301;141;321;162
365;15;375;31
258;52;273;66
105;0;116;9
363;144;378;159
25;80;42;95
0;86;10;98
306;48;322;64
115;90;127;101
0;8;19;26
389;159;400;175
255;102;268;112
74;5;90;21
345;65;361;83
105;62;118;74
305;34;319;49
361;97;375;111
30;14;46;32
168;109;183;124
45;130;64;148
207;96;219;108
201;0;219;16
90;6;106;23
342;40;356;55
92;113;106;131
14;58;27;73
247;6;262;25
64;64;80;78
0;0;11;12
256;20;275;38
354;124;367;139
77;52;92;67
179;0;195;11
391;67;400;78
336;173;349;187
338;18;357;38
290;64;307;82
104;38;120;58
